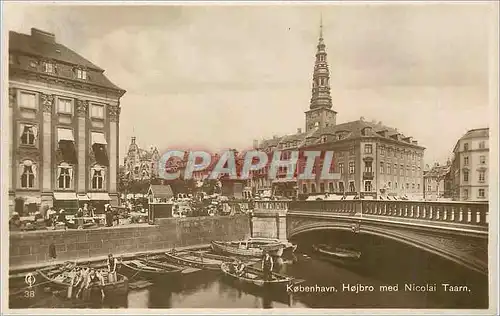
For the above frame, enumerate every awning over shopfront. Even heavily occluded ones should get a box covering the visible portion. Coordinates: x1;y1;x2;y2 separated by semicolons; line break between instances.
24;196;41;204
57;128;75;142
88;192;111;200
91;132;108;145
77;194;90;201
53;192;78;200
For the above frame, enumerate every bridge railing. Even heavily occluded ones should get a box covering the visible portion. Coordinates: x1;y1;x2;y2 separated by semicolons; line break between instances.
361;200;488;227
287;200;489;228
254;200;289;211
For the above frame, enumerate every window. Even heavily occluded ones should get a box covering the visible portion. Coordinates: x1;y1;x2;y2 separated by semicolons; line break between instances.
417;184;420;190
464;143;469;151
328;182;334;192
380;148;385;156
463;170;469;182
387;163;391;174
320;183;325;193
302;184;307;194
311;184;316;194
348;162;355;174
406;183;409;190
43;62;54;73
394;164;397;175
349;146;355;155
380;162;384;174
57;164;73;189
57;98;73;114
395;182;398;189
91;166;105;190
464;156;469;166
478;189;485;198
349;181;355;193
479;141;485;149
20;160;36;188
20;124;37;145
76;69;87;80
338;182;344;193
463;188;469;199
412;183;415;189
19;92;36;109
339;163;344;174
364;162;372;173
479;171;486;182
364;181;372;192
91;104;104;119
388;182;392;189
364;144;372;154
480;156;486;164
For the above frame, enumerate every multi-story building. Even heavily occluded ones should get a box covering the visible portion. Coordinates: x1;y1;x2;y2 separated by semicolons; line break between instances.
423;161;452;200
251;22;426;199
8;28;126;214
450;128;489;201
123;137;160;181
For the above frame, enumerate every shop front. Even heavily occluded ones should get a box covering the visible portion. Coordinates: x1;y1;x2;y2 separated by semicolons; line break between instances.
53;192;78;214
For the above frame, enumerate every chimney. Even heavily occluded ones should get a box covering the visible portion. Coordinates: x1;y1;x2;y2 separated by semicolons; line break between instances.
253;139;259;149
297;128;302;133
412;140;418;145
31;28;56;43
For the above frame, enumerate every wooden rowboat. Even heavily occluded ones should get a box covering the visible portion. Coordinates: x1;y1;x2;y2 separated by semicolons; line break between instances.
312;244;362;266
36;264;128;298
211;240;284;258
220;262;292;290
118;259;182;282
161;250;227;271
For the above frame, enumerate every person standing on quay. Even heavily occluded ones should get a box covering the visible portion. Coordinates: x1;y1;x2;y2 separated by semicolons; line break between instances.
262;252;274;281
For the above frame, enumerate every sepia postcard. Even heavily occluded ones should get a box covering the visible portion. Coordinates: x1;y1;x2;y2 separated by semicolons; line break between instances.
1;1;498;315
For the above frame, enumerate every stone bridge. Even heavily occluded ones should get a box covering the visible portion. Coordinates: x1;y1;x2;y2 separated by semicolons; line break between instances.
253;200;489;275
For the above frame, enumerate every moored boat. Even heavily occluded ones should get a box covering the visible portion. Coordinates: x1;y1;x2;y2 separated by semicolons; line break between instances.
36;264;129;298
161;250;229;271
118;259;182;282
211;240;284;257
220;262;292;290
247;237;297;254
312;244;362;265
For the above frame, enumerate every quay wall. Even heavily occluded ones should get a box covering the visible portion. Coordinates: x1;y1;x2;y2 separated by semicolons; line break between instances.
9;215;250;268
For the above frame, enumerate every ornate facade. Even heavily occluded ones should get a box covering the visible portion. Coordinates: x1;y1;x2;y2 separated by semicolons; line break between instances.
123;137;160;180
250;21;426;199
9;28;126;214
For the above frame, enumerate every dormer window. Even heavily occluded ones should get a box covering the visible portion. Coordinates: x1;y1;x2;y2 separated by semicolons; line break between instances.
76;68;87;80
320;136;327;143
43;61;54;73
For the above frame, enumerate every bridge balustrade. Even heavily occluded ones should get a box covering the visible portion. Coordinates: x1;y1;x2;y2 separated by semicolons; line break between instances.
254;200;289;211
283;199;488;227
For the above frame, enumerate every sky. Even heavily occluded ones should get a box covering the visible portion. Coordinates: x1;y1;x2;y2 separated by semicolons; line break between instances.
4;2;495;166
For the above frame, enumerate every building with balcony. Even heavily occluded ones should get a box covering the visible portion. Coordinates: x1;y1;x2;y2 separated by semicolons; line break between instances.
123;136;160;181
450;128;489;201
250;21;425;199
423;161;452;200
8;28;126;214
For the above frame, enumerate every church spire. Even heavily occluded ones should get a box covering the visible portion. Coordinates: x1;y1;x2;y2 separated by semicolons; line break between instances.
309;16;333;110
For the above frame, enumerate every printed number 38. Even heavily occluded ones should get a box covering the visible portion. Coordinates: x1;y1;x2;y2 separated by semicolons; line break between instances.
24;290;35;298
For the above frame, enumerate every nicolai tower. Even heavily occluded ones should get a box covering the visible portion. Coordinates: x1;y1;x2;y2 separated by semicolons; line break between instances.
305;16;337;132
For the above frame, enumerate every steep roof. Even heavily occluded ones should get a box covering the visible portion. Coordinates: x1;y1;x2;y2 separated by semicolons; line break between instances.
460;128;489;140
9;30;124;92
424;165;451;178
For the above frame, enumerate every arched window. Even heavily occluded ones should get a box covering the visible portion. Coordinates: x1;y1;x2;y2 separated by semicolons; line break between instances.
20;160;36;188
57;162;73;189
91;165;106;190
311;183;317;194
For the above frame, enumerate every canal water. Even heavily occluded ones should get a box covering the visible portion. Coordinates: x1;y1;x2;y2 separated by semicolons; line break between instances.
10;234;488;309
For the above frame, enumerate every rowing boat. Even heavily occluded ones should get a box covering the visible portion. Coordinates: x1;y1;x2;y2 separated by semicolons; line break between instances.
220;262;292;290
118;259;182;282
36;264;128;298
312;244;362;267
211;240;284;257
161;250;230;270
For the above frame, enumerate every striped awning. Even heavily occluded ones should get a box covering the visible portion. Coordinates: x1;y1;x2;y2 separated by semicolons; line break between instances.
53;192;78;200
87;192;111;200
